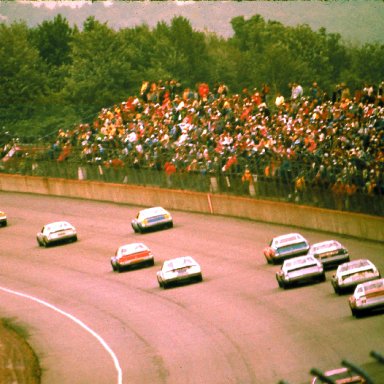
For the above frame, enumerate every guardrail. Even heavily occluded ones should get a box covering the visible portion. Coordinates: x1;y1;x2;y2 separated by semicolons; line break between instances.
0;173;383;243
1;158;383;217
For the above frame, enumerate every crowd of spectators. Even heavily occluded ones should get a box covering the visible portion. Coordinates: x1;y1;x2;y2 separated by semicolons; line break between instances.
50;79;383;203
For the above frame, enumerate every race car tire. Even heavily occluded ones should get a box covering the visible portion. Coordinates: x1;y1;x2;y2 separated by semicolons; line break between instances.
271;258;279;265
319;273;326;282
351;308;364;318
148;259;155;267
333;284;341;295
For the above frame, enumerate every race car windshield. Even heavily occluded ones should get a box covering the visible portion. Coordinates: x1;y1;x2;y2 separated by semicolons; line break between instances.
47;224;71;232
288;264;317;272
312;242;338;252
342;269;375;280
163;258;195;272
277;242;307;253
339;260;370;272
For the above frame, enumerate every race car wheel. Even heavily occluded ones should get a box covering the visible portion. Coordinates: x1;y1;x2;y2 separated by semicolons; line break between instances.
280;281;288;289
333;285;341;295
351;308;364;318
167;222;173;229
319;273;326;282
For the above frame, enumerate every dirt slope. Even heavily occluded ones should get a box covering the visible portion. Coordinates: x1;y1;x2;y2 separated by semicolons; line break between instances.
0;322;41;384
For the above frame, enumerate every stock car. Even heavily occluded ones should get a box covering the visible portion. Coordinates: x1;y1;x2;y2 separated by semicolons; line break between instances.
111;242;154;272
331;259;381;294
264;232;310;264
307;240;350;269
276;255;325;289
0;210;7;227
36;221;77;247
157;256;203;289
349;278;384;318
131;206;173;233
311;366;366;383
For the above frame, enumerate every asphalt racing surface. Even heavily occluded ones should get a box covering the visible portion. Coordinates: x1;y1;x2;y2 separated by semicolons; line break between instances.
1;191;383;384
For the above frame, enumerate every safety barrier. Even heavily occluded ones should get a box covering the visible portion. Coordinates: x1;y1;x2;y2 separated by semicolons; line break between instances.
0;173;383;242
2;158;383;217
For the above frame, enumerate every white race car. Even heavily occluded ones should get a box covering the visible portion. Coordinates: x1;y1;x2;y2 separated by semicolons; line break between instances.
0;210;7;227
37;221;77;247
131;206;173;233
307;240;350;269
331;259;381;294
111;242;154;272
264;233;309;264
157;256;203;289
349;278;384;318
276;255;325;289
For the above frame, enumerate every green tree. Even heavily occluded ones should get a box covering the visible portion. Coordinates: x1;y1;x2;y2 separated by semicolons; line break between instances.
61;17;134;118
29;14;73;67
350;42;384;88
205;34;242;92
152;17;212;87
0;22;46;120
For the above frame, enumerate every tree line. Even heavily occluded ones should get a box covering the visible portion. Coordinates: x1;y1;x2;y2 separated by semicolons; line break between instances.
1;14;383;140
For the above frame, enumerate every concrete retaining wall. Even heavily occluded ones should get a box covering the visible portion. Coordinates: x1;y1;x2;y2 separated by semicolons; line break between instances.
1;174;383;242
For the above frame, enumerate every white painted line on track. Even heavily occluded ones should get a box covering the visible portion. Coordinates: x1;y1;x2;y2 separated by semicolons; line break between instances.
0;285;123;384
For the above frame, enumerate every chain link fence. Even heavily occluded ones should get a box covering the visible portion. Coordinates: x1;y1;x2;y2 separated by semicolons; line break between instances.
2;156;383;217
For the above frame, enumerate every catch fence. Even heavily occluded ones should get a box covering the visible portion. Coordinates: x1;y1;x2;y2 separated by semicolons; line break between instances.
2;156;382;217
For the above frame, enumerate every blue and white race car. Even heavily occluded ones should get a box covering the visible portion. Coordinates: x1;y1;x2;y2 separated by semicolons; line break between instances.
264;233;310;264
131;206;173;233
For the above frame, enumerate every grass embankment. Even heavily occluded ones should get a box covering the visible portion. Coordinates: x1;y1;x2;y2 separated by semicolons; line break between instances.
0;318;41;383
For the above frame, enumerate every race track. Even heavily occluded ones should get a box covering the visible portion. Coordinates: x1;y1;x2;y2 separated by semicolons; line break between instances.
1;191;383;384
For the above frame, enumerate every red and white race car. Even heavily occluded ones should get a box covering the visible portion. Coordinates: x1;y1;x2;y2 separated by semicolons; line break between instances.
111;242;154;272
